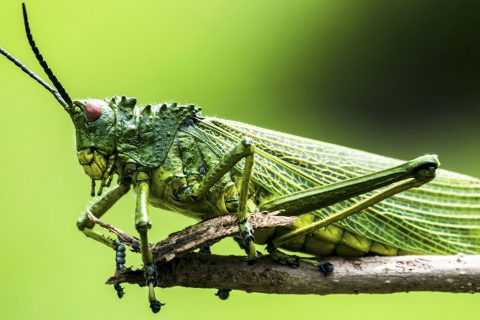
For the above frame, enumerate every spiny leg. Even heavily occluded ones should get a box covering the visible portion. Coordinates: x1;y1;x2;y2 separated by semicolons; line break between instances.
260;154;439;216
76;181;131;296
134;172;164;313
273;176;436;248
181;137;258;262
268;159;438;272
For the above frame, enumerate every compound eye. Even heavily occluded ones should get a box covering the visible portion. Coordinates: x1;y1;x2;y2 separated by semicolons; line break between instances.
84;101;103;121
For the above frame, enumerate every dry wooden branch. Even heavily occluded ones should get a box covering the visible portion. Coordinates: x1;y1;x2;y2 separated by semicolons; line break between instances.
88;211;480;294
108;253;480;294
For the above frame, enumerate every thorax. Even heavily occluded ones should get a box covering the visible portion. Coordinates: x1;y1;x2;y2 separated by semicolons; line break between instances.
146;130;243;220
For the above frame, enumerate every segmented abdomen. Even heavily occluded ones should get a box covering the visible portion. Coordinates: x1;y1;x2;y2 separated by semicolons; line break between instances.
262;215;410;256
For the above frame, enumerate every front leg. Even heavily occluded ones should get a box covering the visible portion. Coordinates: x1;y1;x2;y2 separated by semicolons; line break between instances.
134;172;164;313
76;181;131;248
76;181;131;298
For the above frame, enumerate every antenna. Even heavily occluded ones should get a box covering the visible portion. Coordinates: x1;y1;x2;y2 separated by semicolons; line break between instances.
22;2;73;107
0;46;68;108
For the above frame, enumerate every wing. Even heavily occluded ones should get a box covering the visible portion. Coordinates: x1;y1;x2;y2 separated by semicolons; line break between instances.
188;116;480;254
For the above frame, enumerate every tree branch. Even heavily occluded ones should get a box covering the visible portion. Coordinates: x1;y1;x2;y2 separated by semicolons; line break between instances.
108;253;480;294
88;212;480;294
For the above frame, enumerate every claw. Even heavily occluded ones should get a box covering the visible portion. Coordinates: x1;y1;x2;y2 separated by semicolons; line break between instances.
144;265;163;313
215;289;231;300
149;299;164;313
114;284;125;299
317;261;334;276
300;258;334;275
148;282;164;313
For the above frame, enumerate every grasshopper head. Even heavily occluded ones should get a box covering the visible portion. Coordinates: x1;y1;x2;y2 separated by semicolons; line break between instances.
71;99;117;180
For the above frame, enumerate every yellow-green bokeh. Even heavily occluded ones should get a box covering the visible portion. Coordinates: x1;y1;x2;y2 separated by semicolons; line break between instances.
0;1;479;319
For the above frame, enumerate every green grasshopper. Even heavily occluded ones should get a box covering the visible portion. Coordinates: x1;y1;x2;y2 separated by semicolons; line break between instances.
1;3;479;313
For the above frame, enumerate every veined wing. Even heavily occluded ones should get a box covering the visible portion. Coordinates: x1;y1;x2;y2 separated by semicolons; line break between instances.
189;117;480;254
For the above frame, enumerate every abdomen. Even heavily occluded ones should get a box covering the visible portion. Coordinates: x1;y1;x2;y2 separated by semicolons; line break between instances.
255;216;413;257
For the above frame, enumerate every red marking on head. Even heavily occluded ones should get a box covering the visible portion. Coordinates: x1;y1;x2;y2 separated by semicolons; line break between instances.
85;101;102;121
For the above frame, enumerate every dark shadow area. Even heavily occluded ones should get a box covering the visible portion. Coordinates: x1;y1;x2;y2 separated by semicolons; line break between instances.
286;1;480;135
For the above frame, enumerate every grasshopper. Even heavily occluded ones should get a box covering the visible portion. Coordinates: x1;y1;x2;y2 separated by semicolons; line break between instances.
1;3;479;313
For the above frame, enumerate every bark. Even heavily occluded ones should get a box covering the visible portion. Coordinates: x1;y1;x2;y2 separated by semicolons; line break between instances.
87;210;295;262
108;254;480;294
88;212;480;294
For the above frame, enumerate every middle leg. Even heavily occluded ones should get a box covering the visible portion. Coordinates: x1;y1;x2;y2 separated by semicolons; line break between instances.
134;172;164;313
178;137;258;261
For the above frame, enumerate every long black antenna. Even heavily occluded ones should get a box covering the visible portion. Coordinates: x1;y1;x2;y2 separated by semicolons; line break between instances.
0;47;68;107
22;3;73;107
0;4;72;109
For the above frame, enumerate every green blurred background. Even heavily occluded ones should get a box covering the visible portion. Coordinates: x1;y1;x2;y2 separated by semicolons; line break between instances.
1;0;479;319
